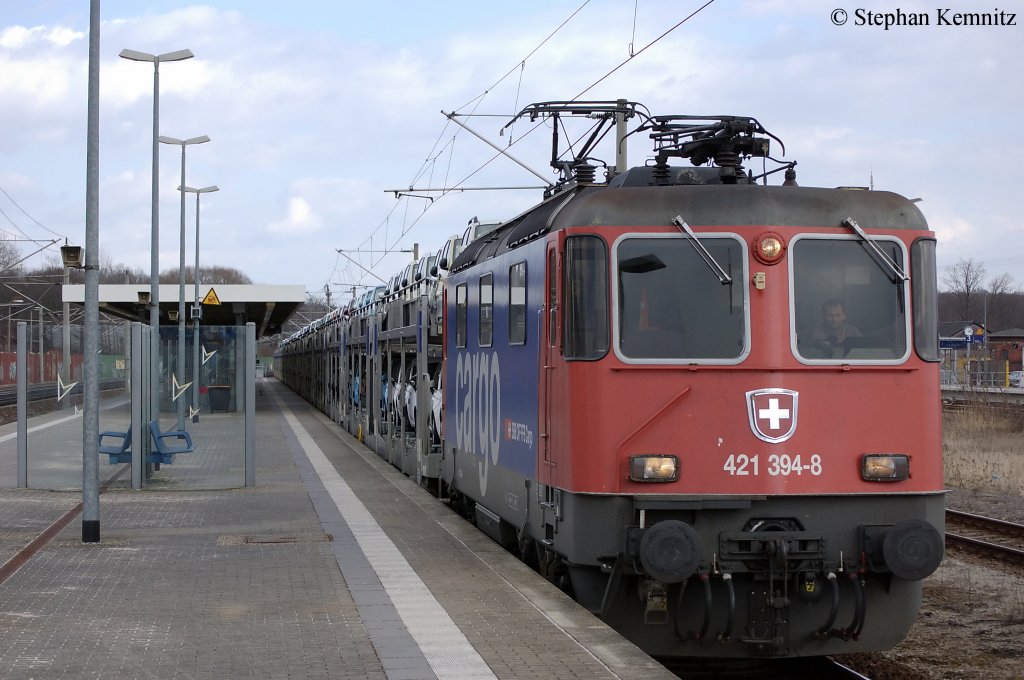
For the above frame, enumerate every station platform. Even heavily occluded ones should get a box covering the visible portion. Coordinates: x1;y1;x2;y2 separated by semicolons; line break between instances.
0;379;674;680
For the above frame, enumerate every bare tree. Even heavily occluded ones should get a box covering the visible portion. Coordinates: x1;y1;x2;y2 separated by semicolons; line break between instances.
942;258;987;321
0;236;22;275
305;289;328;307
199;265;252;285
984;272;1017;330
159;265;252;285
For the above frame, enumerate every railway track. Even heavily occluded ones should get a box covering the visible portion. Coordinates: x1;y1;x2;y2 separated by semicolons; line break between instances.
945;509;1024;566
0;378;125;407
659;656;871;679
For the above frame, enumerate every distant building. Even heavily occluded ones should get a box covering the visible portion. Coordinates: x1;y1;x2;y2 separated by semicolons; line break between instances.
938;322;1021;386
985;328;1024;372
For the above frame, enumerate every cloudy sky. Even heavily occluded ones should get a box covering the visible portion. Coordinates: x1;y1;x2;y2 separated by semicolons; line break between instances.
1;1;1021;304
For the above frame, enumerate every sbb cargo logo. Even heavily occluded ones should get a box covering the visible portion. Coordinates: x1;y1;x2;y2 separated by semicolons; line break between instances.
503;418;534;448
454;350;502;495
746;389;798;444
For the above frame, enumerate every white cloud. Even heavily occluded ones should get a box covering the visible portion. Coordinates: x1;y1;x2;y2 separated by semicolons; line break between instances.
47;26;84;47
2;2;1022;294
267;196;322;235
0;25;36;49
0;54;79;104
0;24;84;49
929;212;975;246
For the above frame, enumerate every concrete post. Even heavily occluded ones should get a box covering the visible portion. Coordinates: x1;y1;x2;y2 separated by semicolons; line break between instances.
16;322;27;488
131;323;145;489
245;322;255;487
81;0;101;542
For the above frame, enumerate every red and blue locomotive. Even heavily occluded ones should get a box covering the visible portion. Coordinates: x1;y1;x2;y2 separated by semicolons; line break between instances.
280;101;944;658
441;102;942;657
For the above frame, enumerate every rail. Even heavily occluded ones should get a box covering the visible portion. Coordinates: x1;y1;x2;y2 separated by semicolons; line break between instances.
0;378;126;407
945;509;1024;566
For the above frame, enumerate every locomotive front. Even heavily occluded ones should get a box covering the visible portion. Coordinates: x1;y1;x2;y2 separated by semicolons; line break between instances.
550;127;941;659
548;190;942;658
444;107;944;659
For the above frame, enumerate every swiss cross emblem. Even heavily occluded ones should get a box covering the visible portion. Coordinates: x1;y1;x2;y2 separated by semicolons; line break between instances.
746;389;799;444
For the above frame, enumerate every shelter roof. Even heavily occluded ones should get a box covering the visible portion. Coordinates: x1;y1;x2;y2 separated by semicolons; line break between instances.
63;284;305;338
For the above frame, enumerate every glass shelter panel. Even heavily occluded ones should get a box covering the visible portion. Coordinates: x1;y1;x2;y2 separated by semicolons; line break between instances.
4;321;129;490
151;324;247;489
2;322;253;491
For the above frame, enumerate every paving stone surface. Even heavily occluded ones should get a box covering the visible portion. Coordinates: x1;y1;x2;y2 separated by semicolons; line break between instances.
0;379;673;680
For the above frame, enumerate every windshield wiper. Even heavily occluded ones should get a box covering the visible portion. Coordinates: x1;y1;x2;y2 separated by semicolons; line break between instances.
671;215;733;285
842;217;909;283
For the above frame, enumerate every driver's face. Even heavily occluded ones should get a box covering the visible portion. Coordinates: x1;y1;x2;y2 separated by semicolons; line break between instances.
824;305;845;329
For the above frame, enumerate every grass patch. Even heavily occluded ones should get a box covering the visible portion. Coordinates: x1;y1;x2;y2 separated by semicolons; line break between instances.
943;404;1024;494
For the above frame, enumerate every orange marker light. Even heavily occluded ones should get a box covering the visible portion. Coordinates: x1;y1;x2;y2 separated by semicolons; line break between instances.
753;232;786;264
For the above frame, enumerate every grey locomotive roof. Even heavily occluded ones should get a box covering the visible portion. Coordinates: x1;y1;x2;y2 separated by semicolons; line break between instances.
451;171;928;272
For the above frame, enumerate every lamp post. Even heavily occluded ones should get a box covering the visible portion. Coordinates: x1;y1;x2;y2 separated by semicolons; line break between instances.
180;184;219;422
119;47;193;428
83;0;99;541
160;135;210;430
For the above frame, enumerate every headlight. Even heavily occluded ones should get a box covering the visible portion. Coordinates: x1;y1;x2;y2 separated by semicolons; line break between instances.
861;454;910;482
629;455;679;482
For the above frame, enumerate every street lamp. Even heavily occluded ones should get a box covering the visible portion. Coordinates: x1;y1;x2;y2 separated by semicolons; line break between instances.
119;47;194;425
160;135;210;430
180;184;219;422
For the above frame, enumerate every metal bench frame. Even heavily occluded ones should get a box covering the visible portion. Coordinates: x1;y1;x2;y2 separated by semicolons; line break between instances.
98;429;132;464
148;420;195;465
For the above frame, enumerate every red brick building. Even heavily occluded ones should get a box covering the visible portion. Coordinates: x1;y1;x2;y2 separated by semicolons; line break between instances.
986;328;1024;372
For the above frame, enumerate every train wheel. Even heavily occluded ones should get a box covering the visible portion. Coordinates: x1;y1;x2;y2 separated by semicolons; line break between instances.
539;549;574;596
518;532;540;570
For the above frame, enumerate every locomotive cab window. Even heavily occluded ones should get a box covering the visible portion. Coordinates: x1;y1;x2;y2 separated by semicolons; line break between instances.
564;235;609;360
792;236;910;363
613;234;747;363
911;238;939;362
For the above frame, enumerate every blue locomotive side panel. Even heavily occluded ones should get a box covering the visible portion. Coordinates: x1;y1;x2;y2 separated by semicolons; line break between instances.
446;239;546;488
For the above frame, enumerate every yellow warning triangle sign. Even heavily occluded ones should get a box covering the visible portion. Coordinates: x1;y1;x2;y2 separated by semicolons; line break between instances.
202;287;221;306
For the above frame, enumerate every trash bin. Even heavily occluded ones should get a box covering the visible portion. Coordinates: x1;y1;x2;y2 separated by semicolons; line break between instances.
208;385;231;412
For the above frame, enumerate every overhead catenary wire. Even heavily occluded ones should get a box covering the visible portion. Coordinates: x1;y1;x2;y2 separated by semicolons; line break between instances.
507;61;527;145
330;1;714;293
329;0;594;288
0;205;33;241
452;0;593;113
0;183;67;239
573;0;715;99
629;0;639;56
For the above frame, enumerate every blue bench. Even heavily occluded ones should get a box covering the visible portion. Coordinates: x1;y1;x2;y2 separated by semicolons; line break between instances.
98;428;132;464
148;420;195;465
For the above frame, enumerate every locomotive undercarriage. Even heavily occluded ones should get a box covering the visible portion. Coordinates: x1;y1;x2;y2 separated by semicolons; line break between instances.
539;492;943;658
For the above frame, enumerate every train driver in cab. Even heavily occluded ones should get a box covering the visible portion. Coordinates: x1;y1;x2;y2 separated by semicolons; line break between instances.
812;298;860;350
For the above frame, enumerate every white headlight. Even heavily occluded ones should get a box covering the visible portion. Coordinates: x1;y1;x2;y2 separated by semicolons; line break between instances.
629;455;679;482
861;454;910;481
